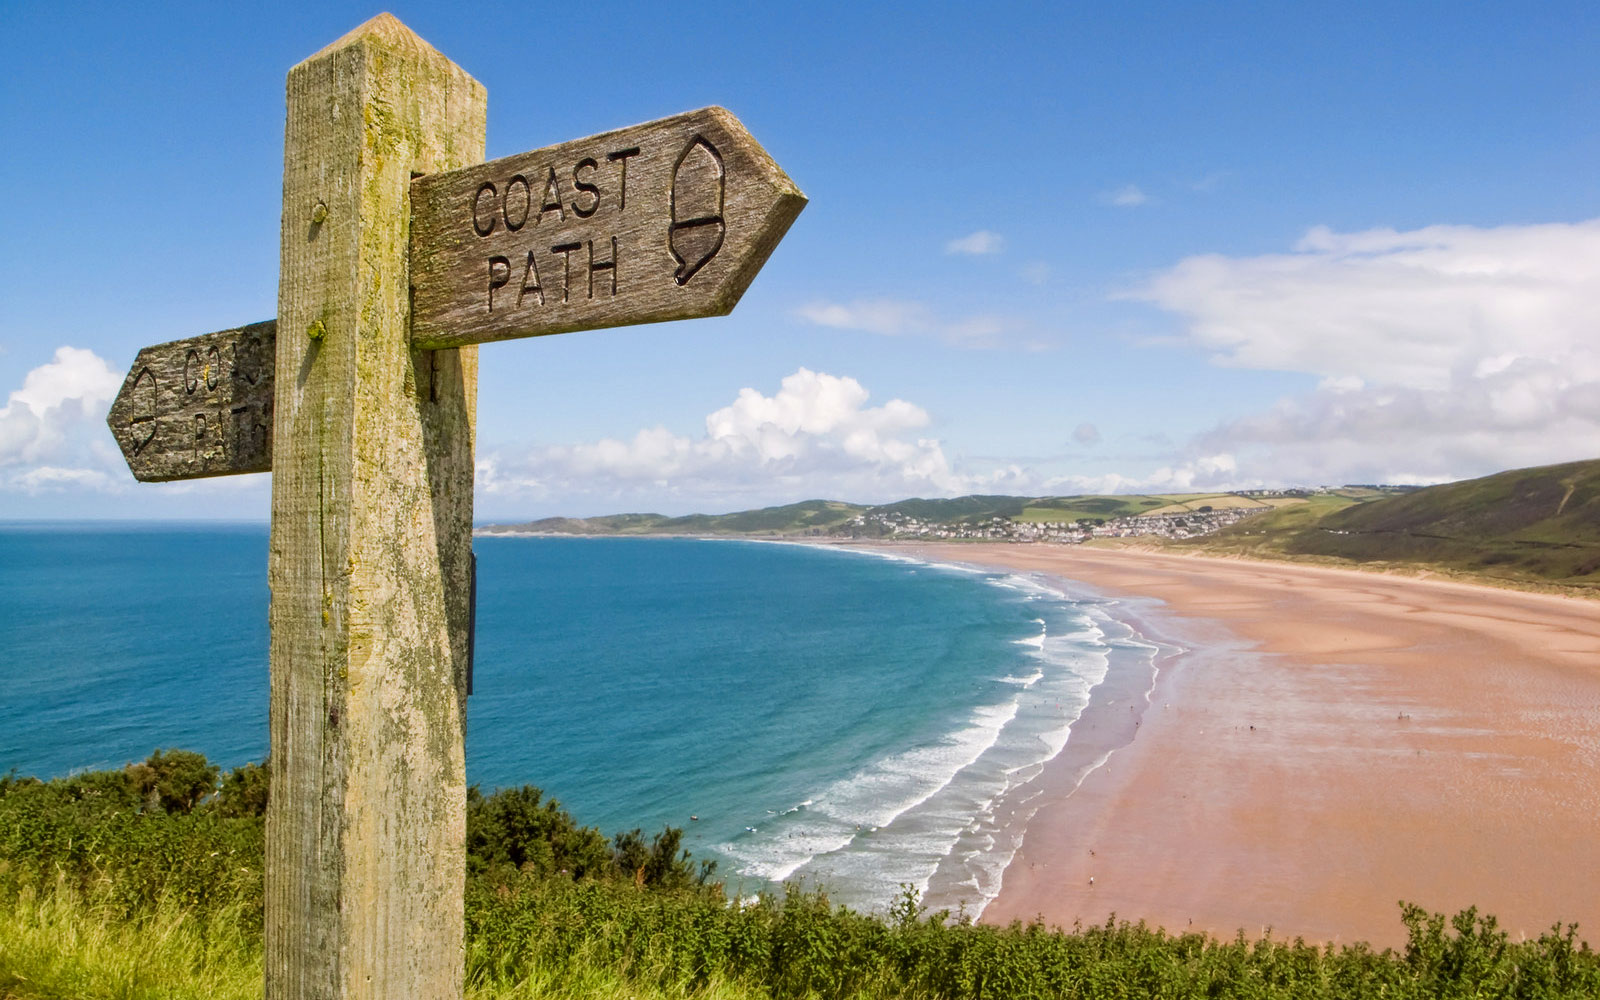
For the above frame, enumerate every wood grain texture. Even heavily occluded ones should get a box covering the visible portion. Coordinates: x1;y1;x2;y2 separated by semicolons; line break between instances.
266;13;484;1000
105;321;275;481
410;107;805;349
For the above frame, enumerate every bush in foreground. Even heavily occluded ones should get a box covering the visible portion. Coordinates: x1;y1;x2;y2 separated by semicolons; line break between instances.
3;752;1597;999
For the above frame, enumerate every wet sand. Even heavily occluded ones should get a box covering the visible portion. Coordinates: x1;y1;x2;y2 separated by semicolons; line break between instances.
885;544;1600;948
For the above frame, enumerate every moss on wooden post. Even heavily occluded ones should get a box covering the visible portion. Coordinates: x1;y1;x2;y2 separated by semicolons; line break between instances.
266;14;485;999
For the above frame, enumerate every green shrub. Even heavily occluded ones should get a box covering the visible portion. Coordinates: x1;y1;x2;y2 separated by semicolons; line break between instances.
213;759;270;819
126;748;219;815
5;752;1599;999
0;756;262;924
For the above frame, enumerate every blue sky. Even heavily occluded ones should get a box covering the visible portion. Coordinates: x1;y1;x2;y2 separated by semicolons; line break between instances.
3;2;1599;519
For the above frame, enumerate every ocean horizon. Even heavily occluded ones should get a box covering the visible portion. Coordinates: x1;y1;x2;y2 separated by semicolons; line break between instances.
0;524;1162;916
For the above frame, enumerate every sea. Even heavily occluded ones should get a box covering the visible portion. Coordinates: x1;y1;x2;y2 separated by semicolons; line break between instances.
0;523;1163;917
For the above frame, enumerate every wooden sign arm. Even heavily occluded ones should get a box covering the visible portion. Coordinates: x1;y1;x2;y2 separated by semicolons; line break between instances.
105;319;279;482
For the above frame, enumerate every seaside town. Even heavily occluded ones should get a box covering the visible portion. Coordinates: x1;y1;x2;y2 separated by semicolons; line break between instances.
833;496;1294;543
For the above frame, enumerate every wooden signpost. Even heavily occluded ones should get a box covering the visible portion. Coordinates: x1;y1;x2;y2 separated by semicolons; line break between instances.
104;14;803;1000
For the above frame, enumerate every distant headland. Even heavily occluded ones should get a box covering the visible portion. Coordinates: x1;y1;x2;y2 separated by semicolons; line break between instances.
479;457;1600;594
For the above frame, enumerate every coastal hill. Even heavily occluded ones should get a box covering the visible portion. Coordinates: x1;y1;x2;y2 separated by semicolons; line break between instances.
479;491;1328;539
478;459;1600;590
488;499;871;537
1187;458;1600;589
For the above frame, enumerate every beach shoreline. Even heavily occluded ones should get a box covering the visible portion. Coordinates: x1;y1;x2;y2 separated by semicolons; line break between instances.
849;542;1600;948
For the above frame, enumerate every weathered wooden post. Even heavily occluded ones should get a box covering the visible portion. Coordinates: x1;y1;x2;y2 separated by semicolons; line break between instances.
266;16;484;998
105;13;803;998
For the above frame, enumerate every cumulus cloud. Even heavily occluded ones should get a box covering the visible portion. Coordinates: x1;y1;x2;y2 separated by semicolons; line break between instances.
1133;220;1600;483
0;347;125;493
945;230;1005;255
1027;456;1251;498
1103;184;1149;207
1190;361;1600;485
478;368;1033;509
796;299;1015;348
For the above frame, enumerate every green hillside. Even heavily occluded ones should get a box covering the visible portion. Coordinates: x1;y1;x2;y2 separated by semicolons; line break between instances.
499;513;674;534
867;494;1033;523
490;500;868;537
653;499;868;535
1018;494;1187;522
484;493;1252;536
1189;459;1600;590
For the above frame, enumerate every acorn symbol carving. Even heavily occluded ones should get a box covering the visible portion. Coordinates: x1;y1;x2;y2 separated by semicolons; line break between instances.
125;367;158;455
669;135;726;286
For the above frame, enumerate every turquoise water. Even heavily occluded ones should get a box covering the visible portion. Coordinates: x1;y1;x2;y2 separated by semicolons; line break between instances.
0;526;1157;914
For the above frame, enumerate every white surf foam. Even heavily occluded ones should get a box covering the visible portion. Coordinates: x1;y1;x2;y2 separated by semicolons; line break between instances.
712;552;1165;919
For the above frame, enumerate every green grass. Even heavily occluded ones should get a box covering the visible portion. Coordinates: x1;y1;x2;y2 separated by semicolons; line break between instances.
1142;494;1286;516
1191;492;1364;549
5;754;1600;999
8;874;1598;1000
1013;495;1166;523
0;881;764;1000
1015;493;1302;523
0;883;261;1000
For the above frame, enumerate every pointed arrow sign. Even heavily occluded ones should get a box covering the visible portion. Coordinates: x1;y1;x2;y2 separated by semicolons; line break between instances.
409;106;806;349
108;108;803;482
106;320;277;482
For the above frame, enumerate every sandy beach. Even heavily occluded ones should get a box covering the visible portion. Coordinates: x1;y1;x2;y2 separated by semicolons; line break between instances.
881;544;1600;948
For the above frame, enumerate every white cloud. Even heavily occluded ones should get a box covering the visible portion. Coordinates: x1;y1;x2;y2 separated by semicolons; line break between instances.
1034;453;1272;497
0;346;125;493
795;299;929;336
1031;460;1248;497
1133;220;1600;483
478;369;1036;510
1104;184;1149;207
12;465;118;492
1190;361;1600;485
945;230;1005;255
1138;453;1240;492
796;299;1017;349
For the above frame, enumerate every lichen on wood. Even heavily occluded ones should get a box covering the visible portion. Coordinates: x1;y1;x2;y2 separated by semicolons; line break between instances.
266;14;486;1000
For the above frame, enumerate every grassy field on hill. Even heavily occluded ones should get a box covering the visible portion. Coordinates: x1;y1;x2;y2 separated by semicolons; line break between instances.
486;492;1311;535
1184;460;1600;591
4;752;1598;999
1013;495;1167;523
1141;493;1294;516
